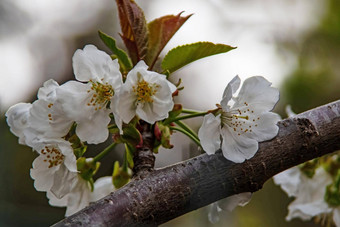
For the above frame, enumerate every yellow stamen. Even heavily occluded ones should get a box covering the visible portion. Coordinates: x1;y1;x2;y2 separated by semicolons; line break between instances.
132;76;159;104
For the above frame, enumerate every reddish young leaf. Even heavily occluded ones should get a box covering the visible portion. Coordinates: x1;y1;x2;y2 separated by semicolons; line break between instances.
116;0;148;65
146;13;192;70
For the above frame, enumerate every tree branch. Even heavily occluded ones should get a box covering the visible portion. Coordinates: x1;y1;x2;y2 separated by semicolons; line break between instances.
133;122;155;178
53;100;340;227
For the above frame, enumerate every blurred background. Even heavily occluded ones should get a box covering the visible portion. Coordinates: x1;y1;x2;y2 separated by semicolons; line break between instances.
0;0;340;226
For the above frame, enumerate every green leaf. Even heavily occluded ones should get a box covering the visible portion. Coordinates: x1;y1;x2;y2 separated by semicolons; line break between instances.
145;13;192;69
124;143;134;169
112;161;131;189
77;157;101;182
162;42;236;74
116;0;148;65
98;30;133;72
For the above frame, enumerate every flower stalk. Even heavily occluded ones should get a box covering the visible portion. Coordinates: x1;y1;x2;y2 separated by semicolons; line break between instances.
92;143;117;163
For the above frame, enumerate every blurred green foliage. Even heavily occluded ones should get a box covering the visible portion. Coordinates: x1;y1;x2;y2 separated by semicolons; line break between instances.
281;0;340;115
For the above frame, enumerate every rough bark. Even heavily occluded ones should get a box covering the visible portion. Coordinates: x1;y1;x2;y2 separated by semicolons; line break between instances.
132;122;155;178
53;100;340;227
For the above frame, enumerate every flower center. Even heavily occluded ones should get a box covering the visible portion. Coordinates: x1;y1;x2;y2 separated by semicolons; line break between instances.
41;146;65;168
133;78;158;104
87;80;114;110
221;102;260;136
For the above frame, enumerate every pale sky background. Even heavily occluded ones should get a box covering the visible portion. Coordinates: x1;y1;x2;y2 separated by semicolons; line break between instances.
0;0;325;166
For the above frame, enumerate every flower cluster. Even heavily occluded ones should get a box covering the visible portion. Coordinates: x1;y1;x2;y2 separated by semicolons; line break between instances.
6;44;282;216
274;156;340;226
6;44;176;216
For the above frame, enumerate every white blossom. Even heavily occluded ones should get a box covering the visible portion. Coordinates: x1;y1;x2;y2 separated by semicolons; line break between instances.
198;75;281;163
90;176;116;202
114;60;176;125
57;44;123;144
6;79;74;147
30;139;78;198
208;192;252;223
47;175;115;217
47;175;91;217
274;167;340;226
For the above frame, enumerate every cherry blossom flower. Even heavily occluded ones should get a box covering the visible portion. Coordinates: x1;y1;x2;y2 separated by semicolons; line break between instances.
274;167;340;226
30;139;78;198
6;79;74;147
47;175;91;217
47;176;115;216
57;45;123;144
198;75;281;163
114;60;176;125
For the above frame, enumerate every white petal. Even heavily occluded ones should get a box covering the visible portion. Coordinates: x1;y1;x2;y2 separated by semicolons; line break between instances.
233;76;279;113
60;80;98;118
333;208;340;227
239;111;280;142
64;178;91;216
221;75;241;110
72;45;120;83
287;199;331;221
90;176;115;202
76;109;111;144
5;102;32;144
132;60;149;72
110;95;123;133
30;155;57;191
137;92;174;124
273;166;301;197
37;79;59;100
218;192;252;212
58;142;77;172
136;102;158;124
115;88;137;124
208;202;222;224
124;60;148;87
47;190;68;207
46;176;92;217
198;114;221;155
167;80;177;93
50;165;78;199
30;99;73;138
221;127;258;163
103;59;123;91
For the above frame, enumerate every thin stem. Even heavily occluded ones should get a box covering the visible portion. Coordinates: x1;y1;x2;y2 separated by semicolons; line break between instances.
108;124;115;129
175;120;199;141
92;143;117;163
170;126;201;147
181;109;203;114
169;112;208;123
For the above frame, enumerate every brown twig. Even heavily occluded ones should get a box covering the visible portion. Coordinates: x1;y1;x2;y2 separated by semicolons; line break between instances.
132;121;155;178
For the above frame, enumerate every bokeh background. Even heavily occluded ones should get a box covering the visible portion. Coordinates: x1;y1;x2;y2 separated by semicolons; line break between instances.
1;0;340;226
